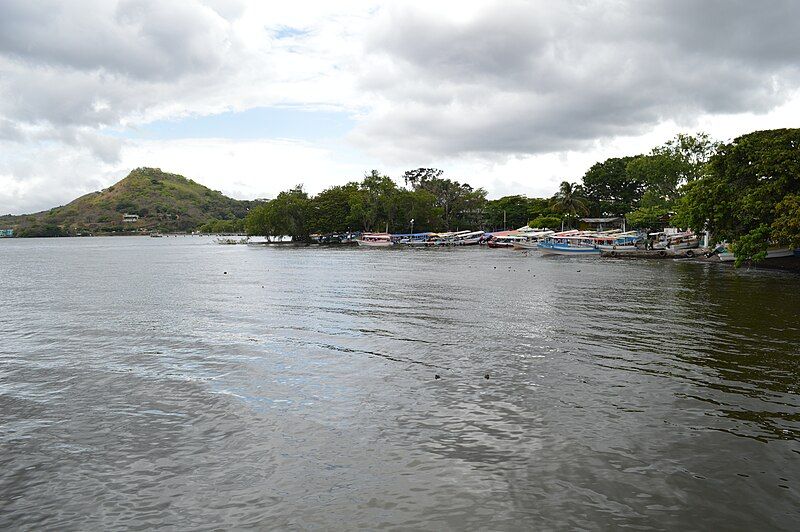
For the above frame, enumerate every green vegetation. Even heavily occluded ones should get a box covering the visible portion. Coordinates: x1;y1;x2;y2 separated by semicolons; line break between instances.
245;169;497;240
1;167;259;236
244;170;573;240
244;129;797;267
3;129;797;268
674;128;800;265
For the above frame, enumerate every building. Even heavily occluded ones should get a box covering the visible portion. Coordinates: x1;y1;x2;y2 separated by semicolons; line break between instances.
122;213;140;223
0;228;13;237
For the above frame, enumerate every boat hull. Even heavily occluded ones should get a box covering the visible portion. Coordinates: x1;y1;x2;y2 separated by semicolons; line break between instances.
538;245;600;255
596;244;638;251
357;240;393;247
718;247;794;262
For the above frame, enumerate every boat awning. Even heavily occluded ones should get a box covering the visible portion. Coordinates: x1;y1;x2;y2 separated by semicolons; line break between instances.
580;217;623;223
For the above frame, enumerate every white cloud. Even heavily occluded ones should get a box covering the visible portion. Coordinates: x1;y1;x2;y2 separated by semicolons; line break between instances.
119;137;369;200
1;0;799;214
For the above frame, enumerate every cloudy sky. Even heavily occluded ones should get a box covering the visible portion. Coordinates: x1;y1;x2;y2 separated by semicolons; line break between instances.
2;0;799;214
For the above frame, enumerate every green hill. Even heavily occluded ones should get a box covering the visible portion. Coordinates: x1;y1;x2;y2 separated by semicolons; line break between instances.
0;168;258;236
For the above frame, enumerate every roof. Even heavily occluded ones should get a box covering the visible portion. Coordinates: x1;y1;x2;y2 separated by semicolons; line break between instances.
579;217;623;223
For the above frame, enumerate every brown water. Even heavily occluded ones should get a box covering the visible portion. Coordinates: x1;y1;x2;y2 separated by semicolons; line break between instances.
1;237;798;529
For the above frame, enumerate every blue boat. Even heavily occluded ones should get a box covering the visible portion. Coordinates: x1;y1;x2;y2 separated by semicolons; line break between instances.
538;231;601;255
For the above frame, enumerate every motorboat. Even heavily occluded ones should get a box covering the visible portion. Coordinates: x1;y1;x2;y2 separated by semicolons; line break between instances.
594;231;642;251
651;231;699;250
357;233;394;247
512;230;555;250
538;231;601;255
715;245;795;262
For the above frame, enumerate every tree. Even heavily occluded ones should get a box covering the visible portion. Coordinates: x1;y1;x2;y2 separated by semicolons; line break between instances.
581;156;643;215
626;132;720;204
624;190;672;229
674;128;800;263
484;195;532;231
403;168;444;188
403;168;486;230
771;194;800;248
246;185;312;240
310;183;360;233
550;181;589;217
529;215;562;229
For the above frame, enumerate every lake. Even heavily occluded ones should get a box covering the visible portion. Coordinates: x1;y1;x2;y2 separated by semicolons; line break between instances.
1;237;798;529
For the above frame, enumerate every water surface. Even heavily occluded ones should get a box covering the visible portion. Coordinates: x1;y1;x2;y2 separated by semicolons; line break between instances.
1;237;798;529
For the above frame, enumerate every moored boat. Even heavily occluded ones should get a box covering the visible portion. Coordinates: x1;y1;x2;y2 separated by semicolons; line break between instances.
512;230;555;250
595;231;642;252
716;245;795;262
538;231;601;255
651;231;699;250
450;230;485;246
357;233;394;247
487;235;526;248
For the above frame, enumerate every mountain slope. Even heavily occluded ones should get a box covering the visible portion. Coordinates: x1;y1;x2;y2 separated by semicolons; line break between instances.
0;168;258;236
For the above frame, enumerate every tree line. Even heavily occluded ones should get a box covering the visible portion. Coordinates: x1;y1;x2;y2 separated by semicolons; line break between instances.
241;169;558;239
207;128;799;264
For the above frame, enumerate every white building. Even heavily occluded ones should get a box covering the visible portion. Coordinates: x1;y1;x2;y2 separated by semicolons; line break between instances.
122;214;139;223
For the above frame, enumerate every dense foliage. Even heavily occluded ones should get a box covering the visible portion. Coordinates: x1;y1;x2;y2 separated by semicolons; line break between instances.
674;128;800;264
245;170;497;239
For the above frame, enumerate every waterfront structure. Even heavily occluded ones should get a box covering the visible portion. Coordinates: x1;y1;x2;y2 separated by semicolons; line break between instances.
0;228;13;237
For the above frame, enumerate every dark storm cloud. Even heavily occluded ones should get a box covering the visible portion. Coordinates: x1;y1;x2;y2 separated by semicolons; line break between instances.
355;0;800;158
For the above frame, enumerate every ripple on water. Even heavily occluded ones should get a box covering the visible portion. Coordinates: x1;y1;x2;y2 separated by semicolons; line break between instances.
0;239;798;529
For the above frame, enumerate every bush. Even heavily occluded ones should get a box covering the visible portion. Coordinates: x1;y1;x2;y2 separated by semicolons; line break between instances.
529;215;562;229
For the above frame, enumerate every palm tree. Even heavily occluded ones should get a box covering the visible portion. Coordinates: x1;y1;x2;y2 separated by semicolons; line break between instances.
550;181;589;216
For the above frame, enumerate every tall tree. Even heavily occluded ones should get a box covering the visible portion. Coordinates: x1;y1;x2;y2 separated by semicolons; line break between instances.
581;156;643;215
245;185;311;240
550;181;589;218
627;132;720;203
403;168;486;230
674;128;800;264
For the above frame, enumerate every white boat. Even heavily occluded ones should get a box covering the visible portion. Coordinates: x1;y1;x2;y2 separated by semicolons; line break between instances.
449;230;485;246
595;231;642;251
487;235;527;248
651;231;699;250
717;246;795;262
357;233;393;247
538;231;601;255
512;230;555;250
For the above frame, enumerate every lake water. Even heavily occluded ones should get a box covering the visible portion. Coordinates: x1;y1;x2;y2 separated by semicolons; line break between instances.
1;236;798;530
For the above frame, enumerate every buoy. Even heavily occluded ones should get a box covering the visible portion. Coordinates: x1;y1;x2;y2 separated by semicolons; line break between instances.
223;271;227;275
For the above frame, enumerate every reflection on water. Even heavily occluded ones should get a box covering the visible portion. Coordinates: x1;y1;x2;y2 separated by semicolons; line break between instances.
1;237;798;529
